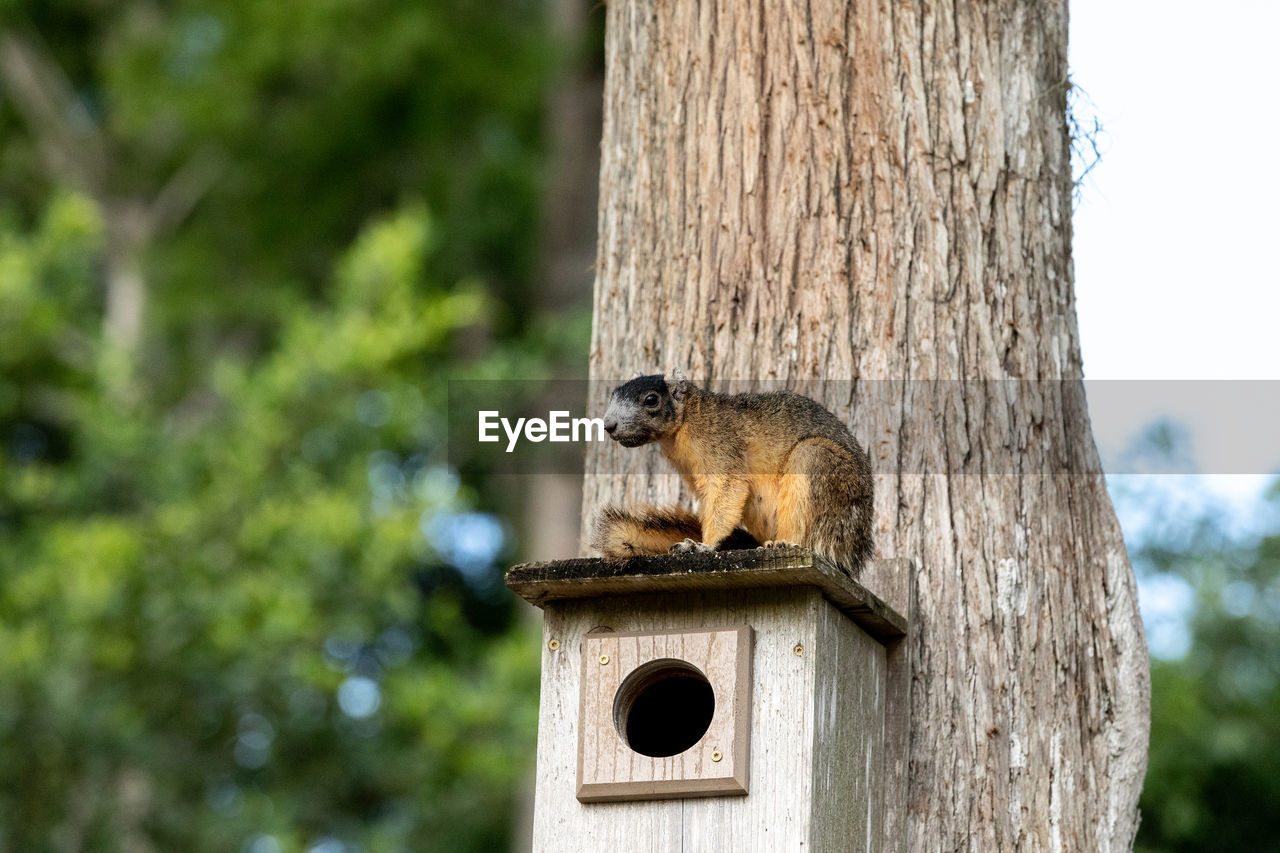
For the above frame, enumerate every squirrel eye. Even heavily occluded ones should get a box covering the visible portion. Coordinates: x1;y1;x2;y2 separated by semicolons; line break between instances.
643;393;659;407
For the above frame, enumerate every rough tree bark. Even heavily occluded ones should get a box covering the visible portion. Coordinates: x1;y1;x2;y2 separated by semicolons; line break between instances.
580;1;1149;850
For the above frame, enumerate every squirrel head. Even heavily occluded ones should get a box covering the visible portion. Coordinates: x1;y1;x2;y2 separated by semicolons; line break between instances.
602;371;691;447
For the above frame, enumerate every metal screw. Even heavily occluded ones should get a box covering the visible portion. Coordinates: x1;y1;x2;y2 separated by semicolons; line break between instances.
548;639;560;651
711;749;723;762
599;654;610;665
793;643;804;656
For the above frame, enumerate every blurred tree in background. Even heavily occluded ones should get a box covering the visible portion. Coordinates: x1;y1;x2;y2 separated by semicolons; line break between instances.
0;1;592;850
1126;478;1280;853
0;0;552;387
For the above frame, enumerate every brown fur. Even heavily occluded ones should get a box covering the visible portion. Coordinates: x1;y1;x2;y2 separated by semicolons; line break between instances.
591;505;701;559
594;372;874;573
591;504;760;560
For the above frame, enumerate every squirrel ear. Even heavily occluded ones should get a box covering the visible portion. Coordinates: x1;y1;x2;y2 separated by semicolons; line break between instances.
666;367;691;401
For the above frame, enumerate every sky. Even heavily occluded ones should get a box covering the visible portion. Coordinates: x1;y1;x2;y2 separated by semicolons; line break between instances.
1068;0;1280;654
1070;0;1280;486
1070;0;1280;383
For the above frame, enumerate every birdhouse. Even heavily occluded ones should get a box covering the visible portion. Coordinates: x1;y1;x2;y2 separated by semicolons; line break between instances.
505;546;912;851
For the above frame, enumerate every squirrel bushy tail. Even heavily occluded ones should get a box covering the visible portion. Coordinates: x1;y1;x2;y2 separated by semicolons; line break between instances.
590;505;700;559
592;505;760;559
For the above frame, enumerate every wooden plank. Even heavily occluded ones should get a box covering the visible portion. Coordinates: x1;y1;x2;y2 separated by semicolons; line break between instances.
577;626;753;801
506;547;907;642
531;588;824;852
880;634;912;853
807;598;887;850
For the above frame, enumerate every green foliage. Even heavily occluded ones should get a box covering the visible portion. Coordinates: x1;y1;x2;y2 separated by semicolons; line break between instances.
1;0;552;391
1129;486;1280;853
0;4;578;845
0;199;548;851
0;192;102;427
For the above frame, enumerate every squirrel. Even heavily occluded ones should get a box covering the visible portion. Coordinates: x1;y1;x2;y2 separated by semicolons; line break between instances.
590;369;874;573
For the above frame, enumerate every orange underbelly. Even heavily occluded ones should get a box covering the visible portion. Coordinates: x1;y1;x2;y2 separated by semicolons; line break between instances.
742;476;780;542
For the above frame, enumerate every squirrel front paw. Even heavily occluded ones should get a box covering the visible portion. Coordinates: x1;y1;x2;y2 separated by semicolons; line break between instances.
762;540;798;549
669;538;713;554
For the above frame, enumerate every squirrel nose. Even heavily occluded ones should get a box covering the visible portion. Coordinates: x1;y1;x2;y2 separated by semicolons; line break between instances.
604;419;617;434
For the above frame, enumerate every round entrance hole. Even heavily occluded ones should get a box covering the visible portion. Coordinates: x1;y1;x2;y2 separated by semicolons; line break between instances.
612;659;715;758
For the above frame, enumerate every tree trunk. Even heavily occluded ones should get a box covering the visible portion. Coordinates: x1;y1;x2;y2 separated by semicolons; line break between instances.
581;1;1149;849
102;202;151;361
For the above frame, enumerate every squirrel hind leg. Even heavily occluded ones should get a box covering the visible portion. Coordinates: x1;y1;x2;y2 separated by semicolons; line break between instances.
781;438;875;573
591;504;701;560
